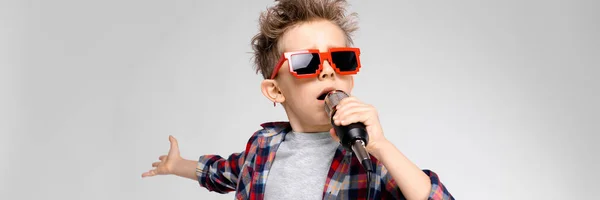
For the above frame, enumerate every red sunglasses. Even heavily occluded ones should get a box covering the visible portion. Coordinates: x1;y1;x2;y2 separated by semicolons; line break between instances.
269;47;362;79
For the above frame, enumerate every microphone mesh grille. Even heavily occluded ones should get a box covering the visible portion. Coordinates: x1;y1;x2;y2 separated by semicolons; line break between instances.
324;90;349;117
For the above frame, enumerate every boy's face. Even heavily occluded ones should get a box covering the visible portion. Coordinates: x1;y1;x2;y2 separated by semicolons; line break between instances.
268;19;355;133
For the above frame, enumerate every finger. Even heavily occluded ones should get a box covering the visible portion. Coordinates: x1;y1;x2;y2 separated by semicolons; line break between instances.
152;161;161;168
141;170;156;178
336;100;364;111
159;155;167;161
168;135;180;156
338;96;362;106
334;106;373;126
337;111;373;126
329;128;340;143
334;103;369;120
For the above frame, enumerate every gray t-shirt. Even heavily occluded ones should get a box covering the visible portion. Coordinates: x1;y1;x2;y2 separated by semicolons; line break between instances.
264;131;340;200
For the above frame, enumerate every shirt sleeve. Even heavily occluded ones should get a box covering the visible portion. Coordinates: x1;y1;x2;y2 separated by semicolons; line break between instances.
195;131;260;194
381;169;454;200
196;152;245;193
423;169;454;200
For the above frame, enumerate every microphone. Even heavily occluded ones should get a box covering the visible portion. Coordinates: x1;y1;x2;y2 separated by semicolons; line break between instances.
324;90;374;172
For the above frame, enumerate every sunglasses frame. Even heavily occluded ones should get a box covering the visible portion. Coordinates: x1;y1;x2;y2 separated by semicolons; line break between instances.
269;47;362;79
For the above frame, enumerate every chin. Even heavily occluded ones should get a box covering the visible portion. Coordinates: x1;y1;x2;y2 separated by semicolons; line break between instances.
314;114;331;125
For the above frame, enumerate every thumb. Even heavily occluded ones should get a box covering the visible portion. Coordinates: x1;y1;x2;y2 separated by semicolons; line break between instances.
168;135;180;157
329;128;340;143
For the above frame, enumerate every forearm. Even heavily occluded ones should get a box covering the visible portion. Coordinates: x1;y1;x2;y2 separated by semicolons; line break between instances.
173;158;199;181
371;140;431;200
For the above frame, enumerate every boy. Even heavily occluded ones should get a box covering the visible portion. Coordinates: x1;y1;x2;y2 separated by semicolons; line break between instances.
142;0;453;199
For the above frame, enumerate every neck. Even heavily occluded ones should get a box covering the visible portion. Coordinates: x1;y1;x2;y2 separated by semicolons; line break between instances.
283;104;332;133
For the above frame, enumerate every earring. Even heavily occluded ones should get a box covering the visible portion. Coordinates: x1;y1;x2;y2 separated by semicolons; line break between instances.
273;94;279;107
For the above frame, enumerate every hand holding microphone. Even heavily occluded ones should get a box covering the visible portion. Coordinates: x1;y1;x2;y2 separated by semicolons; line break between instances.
325;90;387;172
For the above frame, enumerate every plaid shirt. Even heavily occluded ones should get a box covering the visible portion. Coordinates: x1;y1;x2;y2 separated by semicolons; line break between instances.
196;121;453;200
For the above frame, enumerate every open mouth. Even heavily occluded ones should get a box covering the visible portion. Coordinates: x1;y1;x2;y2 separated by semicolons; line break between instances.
317;93;328;100
317;88;335;100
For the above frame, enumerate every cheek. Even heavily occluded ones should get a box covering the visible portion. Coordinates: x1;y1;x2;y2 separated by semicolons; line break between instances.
278;71;305;98
287;79;315;100
284;85;314;104
341;76;354;92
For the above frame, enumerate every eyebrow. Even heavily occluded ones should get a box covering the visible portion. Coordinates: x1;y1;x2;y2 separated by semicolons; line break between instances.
284;44;348;52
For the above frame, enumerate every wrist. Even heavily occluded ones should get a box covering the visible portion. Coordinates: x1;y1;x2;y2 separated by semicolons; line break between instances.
172;158;193;177
174;158;200;181
368;139;393;160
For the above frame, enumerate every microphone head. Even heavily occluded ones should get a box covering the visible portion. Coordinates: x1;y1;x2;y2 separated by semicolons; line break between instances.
324;90;349;118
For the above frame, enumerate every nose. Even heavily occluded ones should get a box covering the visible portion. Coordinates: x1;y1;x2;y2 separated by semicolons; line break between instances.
318;60;335;80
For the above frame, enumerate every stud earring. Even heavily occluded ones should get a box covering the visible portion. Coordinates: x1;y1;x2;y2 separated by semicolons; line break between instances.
273;94;279;107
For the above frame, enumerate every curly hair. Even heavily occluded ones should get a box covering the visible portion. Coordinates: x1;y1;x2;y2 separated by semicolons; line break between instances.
251;0;359;79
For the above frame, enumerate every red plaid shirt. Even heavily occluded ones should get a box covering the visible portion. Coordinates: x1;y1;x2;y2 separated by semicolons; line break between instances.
196;121;454;199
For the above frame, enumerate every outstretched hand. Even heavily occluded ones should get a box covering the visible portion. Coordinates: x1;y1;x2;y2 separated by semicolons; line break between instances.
142;135;182;178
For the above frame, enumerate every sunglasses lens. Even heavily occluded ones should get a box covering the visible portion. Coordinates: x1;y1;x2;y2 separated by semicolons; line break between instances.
290;53;321;75
331;51;358;72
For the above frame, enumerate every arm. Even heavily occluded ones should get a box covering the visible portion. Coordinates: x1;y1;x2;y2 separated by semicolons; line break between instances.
141;135;252;193
330;96;453;200
370;140;431;200
372;141;453;200
196;152;246;193
173;158;199;181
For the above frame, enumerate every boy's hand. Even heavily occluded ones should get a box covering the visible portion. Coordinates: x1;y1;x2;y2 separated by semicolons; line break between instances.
141;135;183;178
330;97;435;200
329;96;388;158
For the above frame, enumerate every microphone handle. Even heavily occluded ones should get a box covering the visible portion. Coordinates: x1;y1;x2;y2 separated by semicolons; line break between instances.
333;122;369;149
352;140;374;172
331;118;374;172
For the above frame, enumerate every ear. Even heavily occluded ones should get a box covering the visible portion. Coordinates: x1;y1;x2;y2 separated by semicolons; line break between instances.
261;79;285;104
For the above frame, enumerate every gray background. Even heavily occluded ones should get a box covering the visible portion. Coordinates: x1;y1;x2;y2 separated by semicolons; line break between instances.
1;0;598;199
